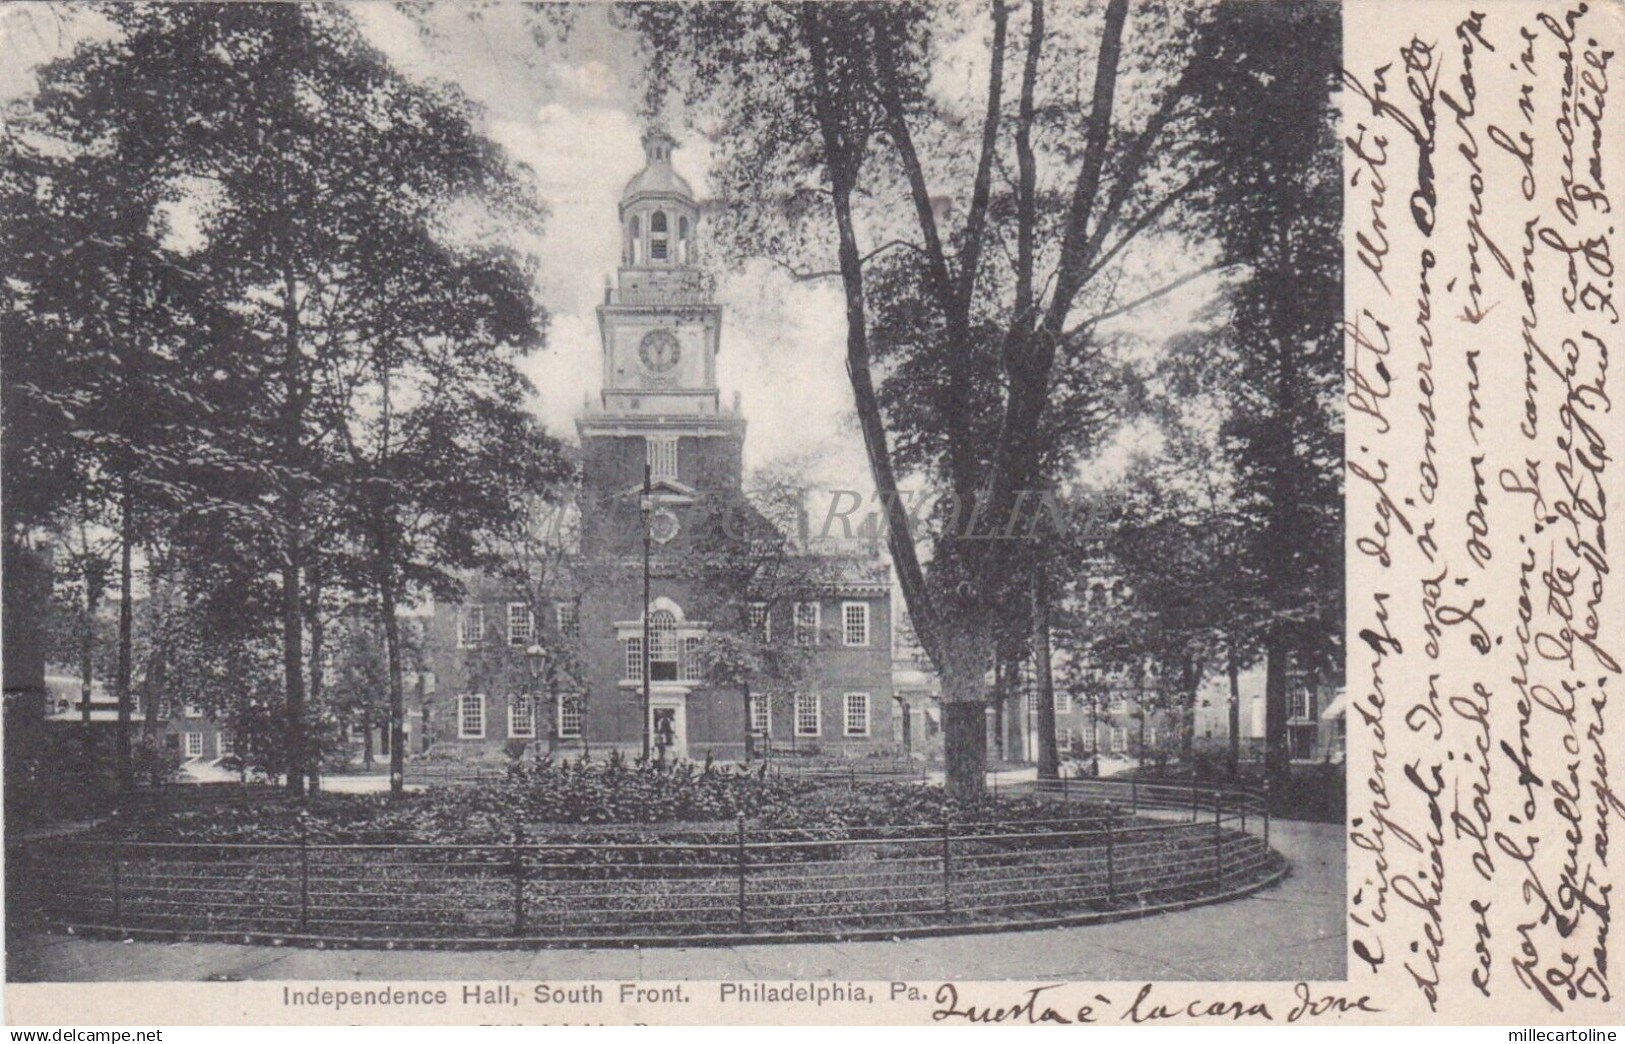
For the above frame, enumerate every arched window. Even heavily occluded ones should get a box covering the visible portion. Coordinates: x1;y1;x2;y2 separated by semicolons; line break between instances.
627;215;641;264
650;210;669;261
649;609;678;681
677;216;690;264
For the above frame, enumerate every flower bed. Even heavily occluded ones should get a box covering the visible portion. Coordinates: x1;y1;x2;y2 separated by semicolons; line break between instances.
23;764;1284;946
87;760;1114;849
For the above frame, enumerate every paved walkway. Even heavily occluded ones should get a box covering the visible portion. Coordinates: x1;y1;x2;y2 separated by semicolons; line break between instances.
5;820;1343;983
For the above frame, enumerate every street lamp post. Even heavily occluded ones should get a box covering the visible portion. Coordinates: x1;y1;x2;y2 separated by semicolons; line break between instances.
524;642;549;744
639;463;653;762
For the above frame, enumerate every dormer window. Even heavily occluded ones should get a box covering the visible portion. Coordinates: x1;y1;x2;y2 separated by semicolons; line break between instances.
650;211;669;261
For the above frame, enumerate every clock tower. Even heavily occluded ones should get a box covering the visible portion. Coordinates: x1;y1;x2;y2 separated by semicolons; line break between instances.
577;128;746;558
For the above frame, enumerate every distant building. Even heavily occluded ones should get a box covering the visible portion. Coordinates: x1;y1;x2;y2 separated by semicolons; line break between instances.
43;673;233;767
1192;666;1345;763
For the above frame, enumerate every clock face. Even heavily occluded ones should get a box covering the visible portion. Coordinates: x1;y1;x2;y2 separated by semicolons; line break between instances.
650;508;681;544
639;329;682;373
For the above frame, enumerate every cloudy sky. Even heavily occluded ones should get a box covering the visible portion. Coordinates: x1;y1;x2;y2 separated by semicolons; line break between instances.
1;1;1216;504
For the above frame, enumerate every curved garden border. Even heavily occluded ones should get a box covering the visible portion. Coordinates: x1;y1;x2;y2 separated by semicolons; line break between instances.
14;780;1285;949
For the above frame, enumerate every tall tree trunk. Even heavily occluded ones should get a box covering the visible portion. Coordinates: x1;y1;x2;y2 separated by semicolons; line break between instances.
742;681;754;759
281;557;305;795
1180;652;1197;768
306;565;324;794
801;4;983;800
940;698;987;801
1089;695;1100;775
1227;640;1241;778
142;544;167;761
939;641;988;799
114;490;135;792
279;263;307;797
1263;632;1290;786
144;642;164;785
991;659;1007;762
376;557;407;796
1032;569;1059;780
78;537;98;775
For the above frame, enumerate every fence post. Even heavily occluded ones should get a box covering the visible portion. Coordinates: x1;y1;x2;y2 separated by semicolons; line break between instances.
297;810;310;932
512;824;527;937
940;808;953;916
110;811;123;932
1263;778;1272;846
735;812;748;931
1105;802;1116;903
1213;792;1224;887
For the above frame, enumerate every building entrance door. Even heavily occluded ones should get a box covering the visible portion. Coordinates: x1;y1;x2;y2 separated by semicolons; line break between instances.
651;699;687;763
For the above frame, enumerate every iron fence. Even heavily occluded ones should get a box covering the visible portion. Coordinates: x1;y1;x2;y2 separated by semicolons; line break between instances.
764;756;928;785
14;789;1281;947
1021;777;1271;841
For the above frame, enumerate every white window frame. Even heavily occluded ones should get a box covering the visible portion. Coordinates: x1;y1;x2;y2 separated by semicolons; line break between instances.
508;695;536;739
748;694;770;736
1110;727;1127;753
1058;727;1072;750
458;605;485;648
556;694;583;739
843;692;870;737
680;635;705;682
841;601;870;647
647;435;678;481
458;694;486;739
184;732;204;758
184;703;204;719
794;692;821;737
794;602;821;646
748;602;770;642
555;602;579;639
1289;689;1311;720
1145;727;1158;750
1056;692;1072;713
507;602;534;647
624;637;644;682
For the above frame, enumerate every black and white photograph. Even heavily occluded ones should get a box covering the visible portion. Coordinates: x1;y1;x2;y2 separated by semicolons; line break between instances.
1;0;1348;1002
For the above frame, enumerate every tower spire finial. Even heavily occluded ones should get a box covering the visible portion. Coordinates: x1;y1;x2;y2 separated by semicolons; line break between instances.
642;125;677;165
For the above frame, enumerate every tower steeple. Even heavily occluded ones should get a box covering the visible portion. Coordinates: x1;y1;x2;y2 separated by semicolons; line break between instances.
619;126;698;269
581;128;739;432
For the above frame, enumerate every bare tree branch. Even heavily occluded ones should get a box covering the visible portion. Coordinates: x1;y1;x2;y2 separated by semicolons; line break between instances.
1068;260;1232;332
765;238;924;282
953;0;1008;312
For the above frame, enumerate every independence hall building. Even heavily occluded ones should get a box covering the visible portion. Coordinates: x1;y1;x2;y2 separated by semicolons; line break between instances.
417;130;895;763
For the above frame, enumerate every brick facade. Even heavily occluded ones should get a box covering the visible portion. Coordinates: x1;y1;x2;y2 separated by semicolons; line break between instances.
419;130;895;764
